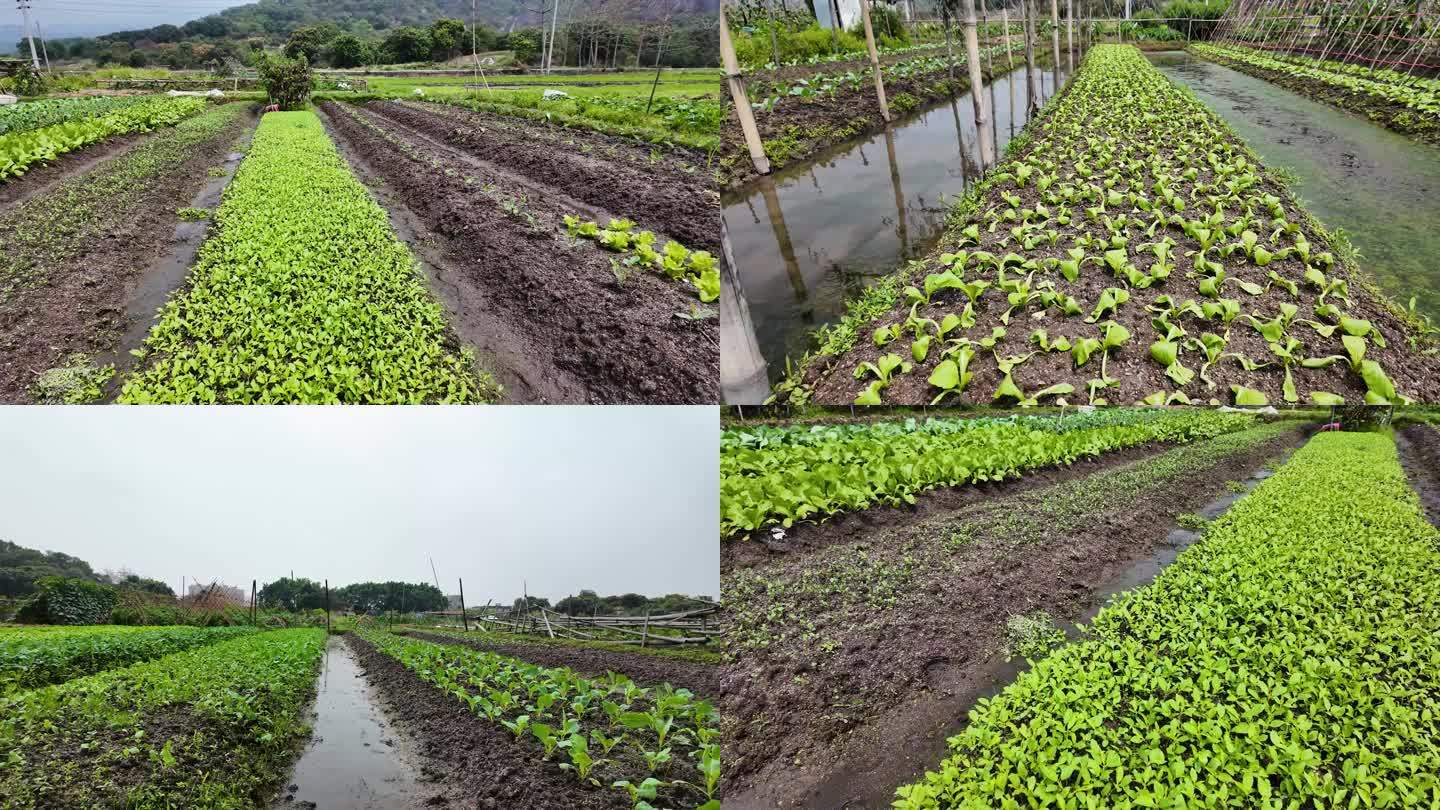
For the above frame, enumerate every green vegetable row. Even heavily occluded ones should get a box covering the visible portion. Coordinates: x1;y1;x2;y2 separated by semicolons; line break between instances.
0;629;324;808
788;46;1414;407
361;629;720;810
0;94;161;137
564;215;719;302
721;409;1256;537
0;96;205;182
0;624;258;691
723;407;1171;451
119;111;494;403
894;431;1440;808
1194;44;1440;118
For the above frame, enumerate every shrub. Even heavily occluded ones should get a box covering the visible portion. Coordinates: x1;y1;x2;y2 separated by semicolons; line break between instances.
16;577;118;624
256;52;313;110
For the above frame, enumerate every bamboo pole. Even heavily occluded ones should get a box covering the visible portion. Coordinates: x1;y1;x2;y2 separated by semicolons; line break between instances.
767;0;782;66
963;0;994;169
1025;0;1039;116
324;579;330;634
1050;0;1061;89
1003;7;1015;68
860;0;891;122
719;7;771;175
1067;0;1074;71
458;578;468;632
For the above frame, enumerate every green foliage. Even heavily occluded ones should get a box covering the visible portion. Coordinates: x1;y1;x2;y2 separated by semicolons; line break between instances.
0;541;97;599
15;577;118;625
1162;0;1231;39
721;409;1257;537
362;629;719;806
894;431;1440;808
0;629;324;806
333;581;447;613
256;52;313;110
29;354;114;404
119;111;491;404
0;625;258;691
732;23;866;69
1194;43;1440;120
564;215;717;302
1003;611;1066;662
0;96;205;182
0;95;158;137
383;25;433;63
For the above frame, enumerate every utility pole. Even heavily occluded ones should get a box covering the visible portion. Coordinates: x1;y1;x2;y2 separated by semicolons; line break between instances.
17;0;40;70
546;0;561;73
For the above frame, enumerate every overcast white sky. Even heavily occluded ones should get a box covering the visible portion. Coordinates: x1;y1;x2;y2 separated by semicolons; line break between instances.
0;407;718;603
9;1;237;36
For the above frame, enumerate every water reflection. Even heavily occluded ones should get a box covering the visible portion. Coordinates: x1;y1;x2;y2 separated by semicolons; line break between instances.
1148;51;1440;331
720;62;1071;402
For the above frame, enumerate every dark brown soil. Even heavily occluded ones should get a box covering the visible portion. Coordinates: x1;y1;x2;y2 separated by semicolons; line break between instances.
720;425;1307;807
799;58;1440;406
0;132;147;210
403;630;721;698
345;633;628;810
364;100;718;252
720;47;1050;190
317;101;718;404
1196;48;1440;148
722;439;1174;569
0;107;254;404
1396;422;1440;527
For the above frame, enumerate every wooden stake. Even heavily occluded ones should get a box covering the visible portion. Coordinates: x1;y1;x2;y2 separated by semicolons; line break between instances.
860;0;890;122
963;0;992;167
1068;0;1075;71
641;609;651;648
324;579;330;635
720;6;772;175
250;579;256;626
458;578;468;632
1003;7;1015;68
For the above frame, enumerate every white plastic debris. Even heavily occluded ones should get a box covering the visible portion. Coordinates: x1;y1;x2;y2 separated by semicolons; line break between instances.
542;89;571;100
413;88;425;96
770;527;786;541
337;81;351;90
0;94;17;105
206;89;225;98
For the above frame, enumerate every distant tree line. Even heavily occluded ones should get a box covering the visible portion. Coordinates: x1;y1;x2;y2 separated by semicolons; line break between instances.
529;589;714;617
257;577;448;613
0;540;173;599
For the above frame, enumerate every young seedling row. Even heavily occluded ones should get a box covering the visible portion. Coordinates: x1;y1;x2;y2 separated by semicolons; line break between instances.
0;79;719;404
778;46;1440;407
720;407;1440;807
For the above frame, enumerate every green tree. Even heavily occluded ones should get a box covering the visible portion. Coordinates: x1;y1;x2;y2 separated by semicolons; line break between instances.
326;34;369;68
116;574;174;597
256;52;313;110
283;22;340;62
258;576;325;611
0;540;98;598
333;581;446;614
506;29;541;64
382;26;432;64
429;18;466;61
128;50;149;67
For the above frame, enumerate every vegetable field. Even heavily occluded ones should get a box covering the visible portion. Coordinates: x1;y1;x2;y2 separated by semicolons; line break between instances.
778;45;1440;406
719;406;1440;807
0;72;718;404
0;621;724;807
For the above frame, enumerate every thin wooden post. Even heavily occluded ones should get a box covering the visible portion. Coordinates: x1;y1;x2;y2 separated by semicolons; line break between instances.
1068;0;1075;71
324;579;330;634
1025;0;1039;116
860;0;891;122
250;580;256;626
720;6;771;175
962;0;992;168
1050;0;1061;89
766;0;782;66
458;578;469;632
641;609;651;648
541;609;556;638
1003;7;1015;68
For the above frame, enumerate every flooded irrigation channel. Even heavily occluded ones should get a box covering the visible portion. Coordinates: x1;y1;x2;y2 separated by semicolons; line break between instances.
1147;50;1440;328
721;62;1071;402
274;635;426;809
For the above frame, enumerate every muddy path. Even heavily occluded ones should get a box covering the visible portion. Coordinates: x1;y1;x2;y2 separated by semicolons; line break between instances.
274;635;428;809
1396;423;1440;527
722;438;1174;570
363;100;717;252
346;633;628;809
0;104;256;404
317;102;717;404
402;630;721;698
720;423;1310;807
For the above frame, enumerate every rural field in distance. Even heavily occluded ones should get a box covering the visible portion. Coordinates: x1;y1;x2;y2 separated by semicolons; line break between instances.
0;405;722;808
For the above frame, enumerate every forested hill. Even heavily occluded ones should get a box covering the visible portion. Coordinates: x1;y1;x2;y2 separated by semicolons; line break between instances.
97;0;717;45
